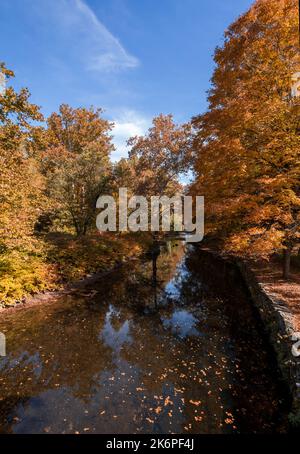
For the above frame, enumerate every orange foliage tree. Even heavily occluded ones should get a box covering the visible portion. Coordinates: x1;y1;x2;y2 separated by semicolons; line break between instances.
191;0;300;278
128;114;192;197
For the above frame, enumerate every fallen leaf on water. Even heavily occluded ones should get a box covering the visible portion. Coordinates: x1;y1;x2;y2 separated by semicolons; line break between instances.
189;400;202;407
164;396;173;406
174;388;184;394
225;418;234;425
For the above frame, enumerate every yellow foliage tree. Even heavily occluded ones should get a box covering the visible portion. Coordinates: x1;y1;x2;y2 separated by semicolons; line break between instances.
0;63;51;304
0;62;45;248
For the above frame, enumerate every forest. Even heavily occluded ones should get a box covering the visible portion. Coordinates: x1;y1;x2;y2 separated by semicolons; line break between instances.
0;0;299;308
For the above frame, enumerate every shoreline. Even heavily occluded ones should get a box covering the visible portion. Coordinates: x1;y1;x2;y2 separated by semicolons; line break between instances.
196;246;300;429
0;258;139;316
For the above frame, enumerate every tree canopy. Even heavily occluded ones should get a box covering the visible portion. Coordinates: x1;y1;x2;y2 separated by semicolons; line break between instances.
191;0;299;276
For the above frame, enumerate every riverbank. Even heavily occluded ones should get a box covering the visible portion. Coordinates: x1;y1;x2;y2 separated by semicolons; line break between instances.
0;259;132;315
0;231;151;310
196;246;300;429
238;260;300;429
250;259;300;331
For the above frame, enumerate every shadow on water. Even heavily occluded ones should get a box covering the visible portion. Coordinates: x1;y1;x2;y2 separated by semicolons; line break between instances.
0;241;289;434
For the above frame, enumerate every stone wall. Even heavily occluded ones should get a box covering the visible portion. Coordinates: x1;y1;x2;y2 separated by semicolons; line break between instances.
236;260;300;428
197;247;300;428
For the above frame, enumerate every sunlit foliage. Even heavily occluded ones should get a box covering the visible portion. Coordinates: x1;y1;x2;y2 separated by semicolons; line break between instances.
191;0;299;276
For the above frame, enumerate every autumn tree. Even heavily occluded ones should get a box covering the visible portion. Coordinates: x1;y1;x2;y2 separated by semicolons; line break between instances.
0;62;45;248
191;0;300;278
0;63;51;304
0;62;42;149
110;158;137;195
42;105;114;236
125;115;192;236
128;114;191;198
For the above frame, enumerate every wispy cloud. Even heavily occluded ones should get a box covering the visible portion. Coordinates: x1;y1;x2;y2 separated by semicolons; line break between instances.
34;0;139;73
73;0;139;72
111;110;149;161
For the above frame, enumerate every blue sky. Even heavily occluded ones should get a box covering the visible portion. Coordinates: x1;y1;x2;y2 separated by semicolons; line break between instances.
0;0;253;160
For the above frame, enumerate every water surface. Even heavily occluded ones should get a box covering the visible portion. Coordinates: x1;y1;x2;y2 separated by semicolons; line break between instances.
0;244;287;433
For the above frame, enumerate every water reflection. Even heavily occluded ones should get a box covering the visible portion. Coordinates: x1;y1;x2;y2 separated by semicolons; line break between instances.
100;305;132;354
164;257;189;301
162;310;200;339
0;243;288;434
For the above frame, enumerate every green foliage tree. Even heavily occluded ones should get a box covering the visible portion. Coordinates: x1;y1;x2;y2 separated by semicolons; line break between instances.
42;105;114;236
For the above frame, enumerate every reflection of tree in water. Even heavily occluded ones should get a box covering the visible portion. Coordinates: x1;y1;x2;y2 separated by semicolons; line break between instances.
100;305;133;354
119;246;287;433
101;241;186;313
0;244;287;433
0;243;186;433
0;300;115;431
187;250;288;431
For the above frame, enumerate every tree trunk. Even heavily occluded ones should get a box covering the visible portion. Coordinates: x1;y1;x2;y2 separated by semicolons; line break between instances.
283;248;291;280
